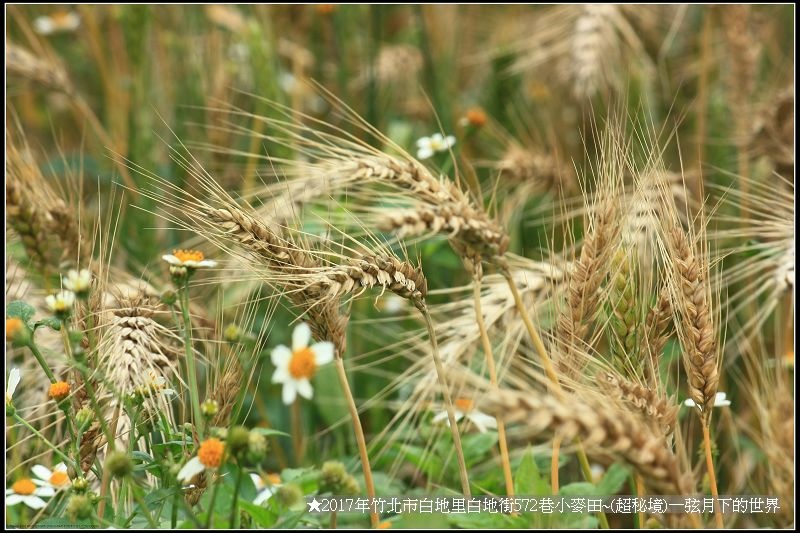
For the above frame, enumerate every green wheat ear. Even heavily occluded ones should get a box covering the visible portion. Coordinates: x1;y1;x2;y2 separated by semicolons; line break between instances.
607;248;643;376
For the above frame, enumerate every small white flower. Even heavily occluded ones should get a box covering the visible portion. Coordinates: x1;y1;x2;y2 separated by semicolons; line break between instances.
416;133;456;160
6;367;21;404
683;391;731;409
162;249;218;269
63;269;92;295
32;463;71;490
271;323;334;405
432;398;497;433
6;478;55;509
250;473;281;505
33;11;81;36
46;291;76;314
177;438;225;483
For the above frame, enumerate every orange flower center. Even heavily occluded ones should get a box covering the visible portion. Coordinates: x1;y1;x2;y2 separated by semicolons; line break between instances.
49;381;71;401
52;11;73;25
6;318;24;340
377;521;392;529
316;4;336;15
50;470;70;487
288;348;317;379
173;249;205;263
454;398;474;412
12;478;36;496
197;438;225;468
465;108;488;127
266;473;281;485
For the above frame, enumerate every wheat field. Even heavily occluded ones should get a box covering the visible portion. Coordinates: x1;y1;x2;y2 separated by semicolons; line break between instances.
5;4;794;529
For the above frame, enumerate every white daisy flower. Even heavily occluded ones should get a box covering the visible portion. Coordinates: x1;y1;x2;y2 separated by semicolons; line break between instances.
271;323;334;405
63;269;92;296
46;290;76;315
683;391;731;409
32;463;71;490
6;367;21;405
177;438;225;483
251;473;282;505
416;133;456;160
432;398;497;433
6;478;55;509
162;249;217;269
33;11;81;36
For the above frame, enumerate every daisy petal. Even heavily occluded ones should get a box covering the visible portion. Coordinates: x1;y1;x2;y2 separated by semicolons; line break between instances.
444;135;456;148
296;379;313;400
272;367;289;384
469;412;498;433
250;473;265;490
162;254;180;265
416;137;431;148
417;147;434;160
32;465;52;481
177;457;205;483
24;495;47;509
254;487;275;505
34;486;55;497
6;494;24;506
431;411;449;424
282;382;298;405
683;398;697;407
292;323;312;351
8;368;21;397
271;345;292;368
311;342;335;366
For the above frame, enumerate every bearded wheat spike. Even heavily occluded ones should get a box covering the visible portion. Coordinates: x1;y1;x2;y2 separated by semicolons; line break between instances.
557;197;620;378
6;43;73;94
668;226;719;424
478;388;690;494
597;372;677;437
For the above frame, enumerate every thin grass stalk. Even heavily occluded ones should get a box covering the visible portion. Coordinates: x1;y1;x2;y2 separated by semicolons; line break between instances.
180;284;204;440
702;424;724;528
472;274;514;497
333;358;379;528
420;306;471;497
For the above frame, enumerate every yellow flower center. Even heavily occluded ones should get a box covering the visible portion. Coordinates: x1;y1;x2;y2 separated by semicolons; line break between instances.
288;348;317;379
378;521;392;529
49;381;71;401
454;398;474;412
6;318;24;340
266;473;281;485
12;478;36;496
197;438;225;468
465;108;488;127
51;11;73;25
173;249;205;263
50;470;70;487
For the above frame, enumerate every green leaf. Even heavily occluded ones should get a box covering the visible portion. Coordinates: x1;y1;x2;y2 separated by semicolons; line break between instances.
239;500;277;528
514;448;550;496
462;432;499;466
33;317;61;331
596;463;631;496
132;451;155;464
6;300;35;323
36;517;94;528
558;481;598;497
250;427;290;438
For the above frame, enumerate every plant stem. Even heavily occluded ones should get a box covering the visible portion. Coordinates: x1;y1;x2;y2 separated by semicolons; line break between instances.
229;466;244;528
205;472;222;529
551;435;562;494
12;413;74;466
702;424;724;528
131;483;158;528
419;304;471;497
472;275;514;497
333;357;380;528
635;474;646;528
180;283;204;440
290;400;305;464
26;341;57;383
